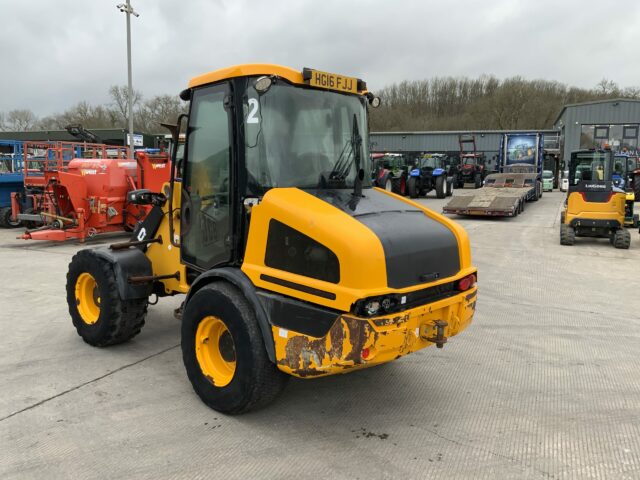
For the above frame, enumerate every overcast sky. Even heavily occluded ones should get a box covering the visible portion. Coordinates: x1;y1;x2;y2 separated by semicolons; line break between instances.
1;0;639;116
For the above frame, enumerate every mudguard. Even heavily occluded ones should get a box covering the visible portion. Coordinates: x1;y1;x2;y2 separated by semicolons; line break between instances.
432;168;445;176
184;267;276;363
92;248;153;300
410;168;420;177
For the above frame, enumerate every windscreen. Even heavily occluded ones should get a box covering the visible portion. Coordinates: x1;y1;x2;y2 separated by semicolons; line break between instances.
244;81;370;193
569;152;611;185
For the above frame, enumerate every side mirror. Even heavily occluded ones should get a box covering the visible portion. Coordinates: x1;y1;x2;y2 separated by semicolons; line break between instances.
128;189;166;207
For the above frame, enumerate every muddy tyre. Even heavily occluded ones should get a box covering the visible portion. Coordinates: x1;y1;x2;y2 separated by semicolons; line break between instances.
613;229;631;249
408;177;418;198
182;282;288;414
634;176;640;202
560;224;575;245
435;175;446;198
474;173;482;189
66;249;147;347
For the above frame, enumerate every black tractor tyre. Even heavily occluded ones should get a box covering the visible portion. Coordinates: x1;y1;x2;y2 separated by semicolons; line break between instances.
66;249;148;347
560;211;565;224
435;176;446;199
407;177;418;198
0;206;21;228
446;178;454;197
382;174;393;192
613;229;631;249
560;224;575;246
474;173;482;189
531;181;541;201
634;175;640;202
398;176;407;196
181;282;288;414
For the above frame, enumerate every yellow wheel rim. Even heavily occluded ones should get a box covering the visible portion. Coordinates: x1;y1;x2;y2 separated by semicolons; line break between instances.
75;273;100;325
195;316;236;387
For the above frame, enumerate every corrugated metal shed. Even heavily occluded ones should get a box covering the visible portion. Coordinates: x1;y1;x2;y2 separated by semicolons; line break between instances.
553;99;640;160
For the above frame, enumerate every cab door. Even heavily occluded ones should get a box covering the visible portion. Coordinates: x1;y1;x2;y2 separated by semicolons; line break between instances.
181;83;233;270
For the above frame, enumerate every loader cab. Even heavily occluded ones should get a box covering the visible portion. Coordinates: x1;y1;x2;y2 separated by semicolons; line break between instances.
178;66;373;273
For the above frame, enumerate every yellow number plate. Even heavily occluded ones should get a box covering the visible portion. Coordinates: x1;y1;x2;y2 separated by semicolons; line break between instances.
306;69;358;94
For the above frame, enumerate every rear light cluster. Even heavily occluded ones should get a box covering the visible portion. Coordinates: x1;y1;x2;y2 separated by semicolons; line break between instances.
353;273;477;318
456;274;477;292
354;294;405;317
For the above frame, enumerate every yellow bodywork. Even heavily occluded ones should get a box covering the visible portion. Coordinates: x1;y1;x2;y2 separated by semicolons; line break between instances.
242;187;476;377
563;191;626;226
242;187;475;312
148;182;477;378
145;183;189;295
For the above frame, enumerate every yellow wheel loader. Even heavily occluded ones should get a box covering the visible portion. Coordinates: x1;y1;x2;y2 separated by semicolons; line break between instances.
66;64;478;414
560;149;631;249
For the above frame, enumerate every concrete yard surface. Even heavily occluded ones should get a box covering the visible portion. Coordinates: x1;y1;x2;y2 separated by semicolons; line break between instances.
1;191;639;479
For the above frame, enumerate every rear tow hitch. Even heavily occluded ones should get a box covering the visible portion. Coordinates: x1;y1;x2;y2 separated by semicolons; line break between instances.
421;320;448;348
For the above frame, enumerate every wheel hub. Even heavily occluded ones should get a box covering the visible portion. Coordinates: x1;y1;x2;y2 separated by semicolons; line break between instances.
75;272;100;325
195;316;237;387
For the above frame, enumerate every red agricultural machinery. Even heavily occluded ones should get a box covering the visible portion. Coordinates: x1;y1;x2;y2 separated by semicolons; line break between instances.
11;141;170;241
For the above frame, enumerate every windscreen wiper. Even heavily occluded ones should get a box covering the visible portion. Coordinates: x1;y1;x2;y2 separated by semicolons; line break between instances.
324;114;363;192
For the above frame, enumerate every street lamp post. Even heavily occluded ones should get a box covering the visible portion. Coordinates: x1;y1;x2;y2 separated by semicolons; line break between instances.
117;1;139;159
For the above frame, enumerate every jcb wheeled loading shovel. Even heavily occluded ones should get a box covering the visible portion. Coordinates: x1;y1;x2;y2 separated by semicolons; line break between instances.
66;64;478;414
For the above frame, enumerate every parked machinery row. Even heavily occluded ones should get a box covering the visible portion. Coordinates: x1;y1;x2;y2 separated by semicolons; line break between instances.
371;152;456;199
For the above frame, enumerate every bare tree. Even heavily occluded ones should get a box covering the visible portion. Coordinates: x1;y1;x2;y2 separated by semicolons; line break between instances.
595;78;619;96
136;94;188;132
109;85;143;127
3;109;39;131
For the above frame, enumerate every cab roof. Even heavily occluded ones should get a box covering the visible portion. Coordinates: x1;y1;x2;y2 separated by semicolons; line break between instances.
188;64;304;89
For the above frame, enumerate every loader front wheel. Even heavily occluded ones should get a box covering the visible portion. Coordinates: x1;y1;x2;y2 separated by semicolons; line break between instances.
182;282;287;414
66;250;147;346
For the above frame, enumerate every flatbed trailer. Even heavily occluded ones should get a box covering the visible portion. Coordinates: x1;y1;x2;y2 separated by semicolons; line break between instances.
443;171;538;217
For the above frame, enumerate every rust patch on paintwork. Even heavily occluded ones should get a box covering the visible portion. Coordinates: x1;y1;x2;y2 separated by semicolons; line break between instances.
465;291;477;301
372;313;410;328
344;317;372;362
278;316;376;376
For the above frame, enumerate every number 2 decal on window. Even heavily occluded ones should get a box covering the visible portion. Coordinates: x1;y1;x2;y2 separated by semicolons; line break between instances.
247;98;259;124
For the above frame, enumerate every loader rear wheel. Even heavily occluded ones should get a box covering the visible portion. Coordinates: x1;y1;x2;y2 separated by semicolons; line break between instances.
560;224;575;246
613;229;631;249
435;176;446;198
182;282;288;414
66;250;147;346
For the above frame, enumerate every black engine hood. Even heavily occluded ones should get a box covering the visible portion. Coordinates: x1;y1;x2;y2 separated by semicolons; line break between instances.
304;188;460;288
